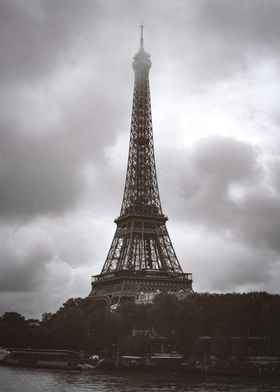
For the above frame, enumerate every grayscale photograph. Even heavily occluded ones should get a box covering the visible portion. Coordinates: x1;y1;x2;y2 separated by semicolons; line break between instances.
0;1;279;391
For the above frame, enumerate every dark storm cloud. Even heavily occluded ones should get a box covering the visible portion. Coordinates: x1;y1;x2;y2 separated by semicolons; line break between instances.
0;0;128;220
198;0;280;50
185;235;279;292
0;0;101;84
0;227;53;292
238;190;280;252
0;93;123;221
148;0;280;86
0;126;85;219
160;135;280;256
1;0;279;223
2;0;280;90
270;158;280;195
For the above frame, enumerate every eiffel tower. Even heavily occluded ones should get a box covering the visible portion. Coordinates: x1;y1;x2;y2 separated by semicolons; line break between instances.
89;26;193;306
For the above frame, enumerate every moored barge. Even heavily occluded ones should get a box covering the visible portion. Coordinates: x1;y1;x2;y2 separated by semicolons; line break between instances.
1;348;88;369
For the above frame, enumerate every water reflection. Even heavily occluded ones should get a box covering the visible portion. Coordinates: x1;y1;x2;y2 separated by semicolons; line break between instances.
1;366;280;392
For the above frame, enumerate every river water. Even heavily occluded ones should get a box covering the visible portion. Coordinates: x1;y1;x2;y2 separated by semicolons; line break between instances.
0;366;280;392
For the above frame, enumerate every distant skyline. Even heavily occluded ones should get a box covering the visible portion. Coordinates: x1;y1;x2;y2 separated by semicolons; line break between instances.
1;0;280;318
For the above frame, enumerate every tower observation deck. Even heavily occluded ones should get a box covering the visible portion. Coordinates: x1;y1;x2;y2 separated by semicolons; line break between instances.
89;27;193;306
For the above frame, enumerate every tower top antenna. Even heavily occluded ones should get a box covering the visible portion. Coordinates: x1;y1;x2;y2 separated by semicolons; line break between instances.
140;23;144;49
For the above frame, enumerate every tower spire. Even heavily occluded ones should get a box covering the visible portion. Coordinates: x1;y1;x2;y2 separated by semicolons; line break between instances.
140;23;144;49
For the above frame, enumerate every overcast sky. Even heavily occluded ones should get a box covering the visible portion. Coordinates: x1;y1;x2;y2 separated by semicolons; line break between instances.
1;0;280;318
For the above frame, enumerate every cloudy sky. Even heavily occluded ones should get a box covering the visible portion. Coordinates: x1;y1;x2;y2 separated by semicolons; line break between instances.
1;0;280;318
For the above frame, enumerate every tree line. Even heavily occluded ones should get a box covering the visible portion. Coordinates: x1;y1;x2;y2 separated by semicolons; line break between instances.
0;292;279;357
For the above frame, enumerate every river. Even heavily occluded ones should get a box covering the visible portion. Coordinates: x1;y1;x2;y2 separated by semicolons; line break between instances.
0;366;280;392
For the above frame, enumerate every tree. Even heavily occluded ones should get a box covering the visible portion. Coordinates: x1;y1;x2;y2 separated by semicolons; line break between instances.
1;312;25;325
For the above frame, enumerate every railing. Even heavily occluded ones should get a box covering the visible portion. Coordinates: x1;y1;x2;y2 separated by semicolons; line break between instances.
92;270;192;283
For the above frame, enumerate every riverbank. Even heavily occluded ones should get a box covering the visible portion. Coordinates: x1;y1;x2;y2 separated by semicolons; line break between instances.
1;347;280;378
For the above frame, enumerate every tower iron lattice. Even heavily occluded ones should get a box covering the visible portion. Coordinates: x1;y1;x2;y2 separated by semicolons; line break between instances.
89;27;193;306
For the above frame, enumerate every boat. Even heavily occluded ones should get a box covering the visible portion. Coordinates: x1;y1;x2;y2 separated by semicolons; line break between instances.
0;348;10;362
1;348;94;370
114;352;190;372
